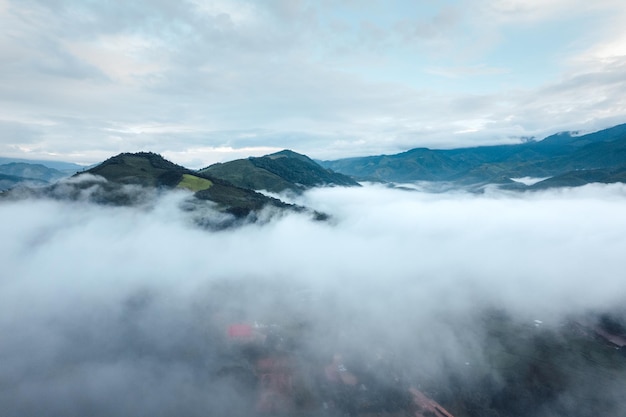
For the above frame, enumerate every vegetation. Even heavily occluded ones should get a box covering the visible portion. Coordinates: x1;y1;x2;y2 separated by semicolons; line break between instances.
199;159;295;193
0;151;327;224
204;282;626;417
530;167;626;189
194;176;292;217
85;152;190;187
0;173;47;192
177;174;213;192
0;163;68;191
0;162;66;182
422;311;626;417
199;149;359;193
320;124;626;188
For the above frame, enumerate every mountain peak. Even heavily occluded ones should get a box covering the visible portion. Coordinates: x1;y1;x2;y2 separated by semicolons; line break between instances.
85;152;190;187
97;152;188;171
321;123;626;186
200;150;359;193
263;149;315;163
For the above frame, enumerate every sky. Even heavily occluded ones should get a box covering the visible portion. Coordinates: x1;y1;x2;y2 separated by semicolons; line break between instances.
1;182;626;415
1;0;626;167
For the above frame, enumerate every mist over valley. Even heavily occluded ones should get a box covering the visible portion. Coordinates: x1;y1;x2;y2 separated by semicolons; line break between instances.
4;0;626;413
1;179;626;416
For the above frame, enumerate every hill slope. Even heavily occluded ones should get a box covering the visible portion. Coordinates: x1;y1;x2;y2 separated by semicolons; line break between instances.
0;162;69;191
1;152;304;223
0;162;68;182
199;149;359;193
0;157;84;173
86;152;193;187
321;124;626;187
530;166;626;190
83;152;296;216
0;173;48;191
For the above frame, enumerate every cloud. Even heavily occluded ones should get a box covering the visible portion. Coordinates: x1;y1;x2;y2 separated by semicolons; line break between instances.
1;0;626;165
425;64;510;79
480;0;624;24
1;183;626;415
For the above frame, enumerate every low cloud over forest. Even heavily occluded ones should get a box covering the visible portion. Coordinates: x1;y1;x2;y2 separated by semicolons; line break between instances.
1;184;626;416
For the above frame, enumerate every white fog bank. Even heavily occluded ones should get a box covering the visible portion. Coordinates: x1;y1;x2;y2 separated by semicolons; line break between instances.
1;183;625;416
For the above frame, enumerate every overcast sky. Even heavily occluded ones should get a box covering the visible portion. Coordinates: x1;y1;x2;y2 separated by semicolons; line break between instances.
2;0;626;167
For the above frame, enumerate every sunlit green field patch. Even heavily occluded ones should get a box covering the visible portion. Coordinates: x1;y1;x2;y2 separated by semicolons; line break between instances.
177;174;213;191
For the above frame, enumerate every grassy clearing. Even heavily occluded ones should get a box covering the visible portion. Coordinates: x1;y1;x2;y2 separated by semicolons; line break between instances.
177;174;213;191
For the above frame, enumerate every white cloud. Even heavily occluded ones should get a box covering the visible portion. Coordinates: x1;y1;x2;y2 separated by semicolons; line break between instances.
65;34;166;84
3;183;626;319
425;64;509;78
163;145;283;168
1;183;626;415
1;0;626;164
482;0;624;23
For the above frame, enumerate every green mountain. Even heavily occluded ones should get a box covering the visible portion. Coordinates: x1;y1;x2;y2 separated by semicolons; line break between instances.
530;166;626;190
199;149;359;193
1;152;312;224
86;152;195;188
321;124;626;188
82;152;297;217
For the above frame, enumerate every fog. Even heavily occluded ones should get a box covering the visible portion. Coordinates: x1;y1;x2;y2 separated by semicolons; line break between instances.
1;183;626;416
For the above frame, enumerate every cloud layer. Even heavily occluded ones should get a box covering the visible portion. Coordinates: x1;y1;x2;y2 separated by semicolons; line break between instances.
1;0;626;166
1;183;626;415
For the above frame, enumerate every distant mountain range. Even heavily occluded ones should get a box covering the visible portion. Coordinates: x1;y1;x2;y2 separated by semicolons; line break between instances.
0;162;70;191
0;162;67;181
0;157;84;173
2;123;626;207
320;123;626;189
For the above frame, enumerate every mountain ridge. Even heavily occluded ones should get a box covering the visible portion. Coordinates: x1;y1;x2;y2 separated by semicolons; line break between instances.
3;123;626;193
320;123;626;188
82;152;301;217
0;162;68;191
199;149;359;193
0;156;84;173
1;151;332;228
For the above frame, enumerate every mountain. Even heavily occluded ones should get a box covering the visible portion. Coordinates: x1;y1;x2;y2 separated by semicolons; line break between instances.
86;151;195;188
0;162;67;182
0;156;84;173
321;124;626;188
0;162;68;191
0;173;48;191
83;152;300;217
530;166;626;190
198;149;359;193
1;152;313;224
